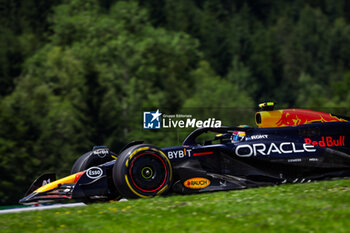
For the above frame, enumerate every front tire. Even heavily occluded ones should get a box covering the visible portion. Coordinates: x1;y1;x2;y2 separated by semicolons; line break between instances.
113;144;172;198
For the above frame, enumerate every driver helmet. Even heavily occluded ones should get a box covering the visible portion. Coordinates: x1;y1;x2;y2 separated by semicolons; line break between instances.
231;131;246;142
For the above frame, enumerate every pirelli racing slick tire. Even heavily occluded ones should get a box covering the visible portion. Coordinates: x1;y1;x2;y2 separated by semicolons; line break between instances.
113;144;172;199
71;146;117;174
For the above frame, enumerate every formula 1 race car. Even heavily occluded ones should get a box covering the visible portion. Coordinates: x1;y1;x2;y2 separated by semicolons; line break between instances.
19;103;350;204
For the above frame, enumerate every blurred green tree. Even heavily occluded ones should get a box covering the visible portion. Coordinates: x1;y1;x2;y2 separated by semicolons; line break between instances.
0;0;200;204
2;0;350;205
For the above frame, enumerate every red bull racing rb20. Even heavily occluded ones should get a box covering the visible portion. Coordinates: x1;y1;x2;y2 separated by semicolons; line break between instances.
19;103;350;204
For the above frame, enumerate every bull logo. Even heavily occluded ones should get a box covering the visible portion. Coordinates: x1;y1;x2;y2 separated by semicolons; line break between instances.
276;109;345;127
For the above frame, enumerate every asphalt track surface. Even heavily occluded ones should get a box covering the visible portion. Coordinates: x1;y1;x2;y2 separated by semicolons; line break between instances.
0;203;86;214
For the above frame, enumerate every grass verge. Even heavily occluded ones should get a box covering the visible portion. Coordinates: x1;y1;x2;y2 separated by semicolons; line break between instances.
0;179;349;233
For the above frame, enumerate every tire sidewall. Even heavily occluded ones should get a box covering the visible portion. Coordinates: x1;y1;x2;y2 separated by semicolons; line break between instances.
113;144;172;198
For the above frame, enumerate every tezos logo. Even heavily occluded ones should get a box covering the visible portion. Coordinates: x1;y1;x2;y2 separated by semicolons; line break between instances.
143;109;162;129
86;167;103;179
184;177;210;189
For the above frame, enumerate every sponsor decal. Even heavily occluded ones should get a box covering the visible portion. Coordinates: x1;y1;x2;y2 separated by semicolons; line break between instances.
42;179;51;186
86;167;103;179
143;109;162;129
219;180;227;186
184;178;210;189
93;148;109;158
167;149;192;159
250;135;268;140
288;158;302;163
304;136;345;147
235;142;316;157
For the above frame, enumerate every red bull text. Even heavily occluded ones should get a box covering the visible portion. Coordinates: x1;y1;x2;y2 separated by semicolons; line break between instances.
304;136;345;147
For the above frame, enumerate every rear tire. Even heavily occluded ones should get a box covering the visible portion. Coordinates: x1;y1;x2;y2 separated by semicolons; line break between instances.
112;144;172;199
